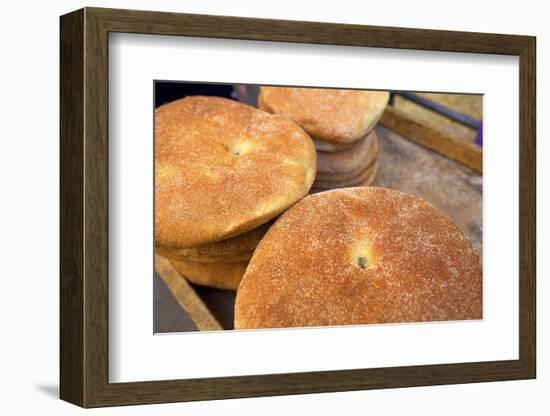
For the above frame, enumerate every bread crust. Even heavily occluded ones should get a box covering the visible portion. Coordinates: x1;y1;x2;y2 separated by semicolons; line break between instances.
235;187;482;329
310;168;377;194
156;222;270;263
156;247;253;263
258;87;389;144
313;139;355;152
316;131;378;178
313;161;377;189
155;96;316;250
170;257;247;290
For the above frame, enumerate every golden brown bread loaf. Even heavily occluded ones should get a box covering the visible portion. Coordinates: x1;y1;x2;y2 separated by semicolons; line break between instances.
316;131;378;178
155;222;271;263
155;96;316;250
315;159;376;183
313;139;355;152
312;161;378;190
170;257;247;290
258;87;389;144
156;247;253;263
235;187;482;329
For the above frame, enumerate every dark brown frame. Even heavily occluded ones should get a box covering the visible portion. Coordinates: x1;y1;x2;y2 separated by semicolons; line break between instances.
60;7;536;408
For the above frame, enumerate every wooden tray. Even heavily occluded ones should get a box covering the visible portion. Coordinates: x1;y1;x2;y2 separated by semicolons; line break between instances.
155;106;483;333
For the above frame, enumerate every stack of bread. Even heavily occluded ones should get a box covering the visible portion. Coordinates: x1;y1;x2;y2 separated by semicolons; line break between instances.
258;87;389;192
155;96;316;290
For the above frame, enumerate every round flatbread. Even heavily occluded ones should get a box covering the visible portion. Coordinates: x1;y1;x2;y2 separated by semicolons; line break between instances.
258;87;389;144
313;139;355;153
170;257;248;290
155;96;316;250
235;187;482;329
316;131;378;178
313;160;378;190
156;247;253;263
156;222;271;263
315;159;376;183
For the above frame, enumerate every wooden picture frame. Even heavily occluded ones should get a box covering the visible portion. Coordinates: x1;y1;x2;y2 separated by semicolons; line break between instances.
60;7;536;408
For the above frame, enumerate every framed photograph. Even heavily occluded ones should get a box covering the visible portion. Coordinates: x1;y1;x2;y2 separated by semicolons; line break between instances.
60;7;536;408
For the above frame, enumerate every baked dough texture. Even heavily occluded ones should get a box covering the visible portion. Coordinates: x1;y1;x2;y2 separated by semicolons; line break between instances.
313;139;355;152
316;130;378;178
156;222;271;263
170;257;247;290
258;87;389;144
235;187;482;329
155;96;316;250
156;247;253;263
313;161;378;190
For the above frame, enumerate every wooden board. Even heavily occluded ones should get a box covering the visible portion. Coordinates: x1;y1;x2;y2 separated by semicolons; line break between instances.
380;106;482;174
155;255;223;331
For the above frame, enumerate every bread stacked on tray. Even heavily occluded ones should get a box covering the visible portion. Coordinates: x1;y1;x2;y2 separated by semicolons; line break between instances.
258;87;389;192
235;187;482;329
155;96;316;290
